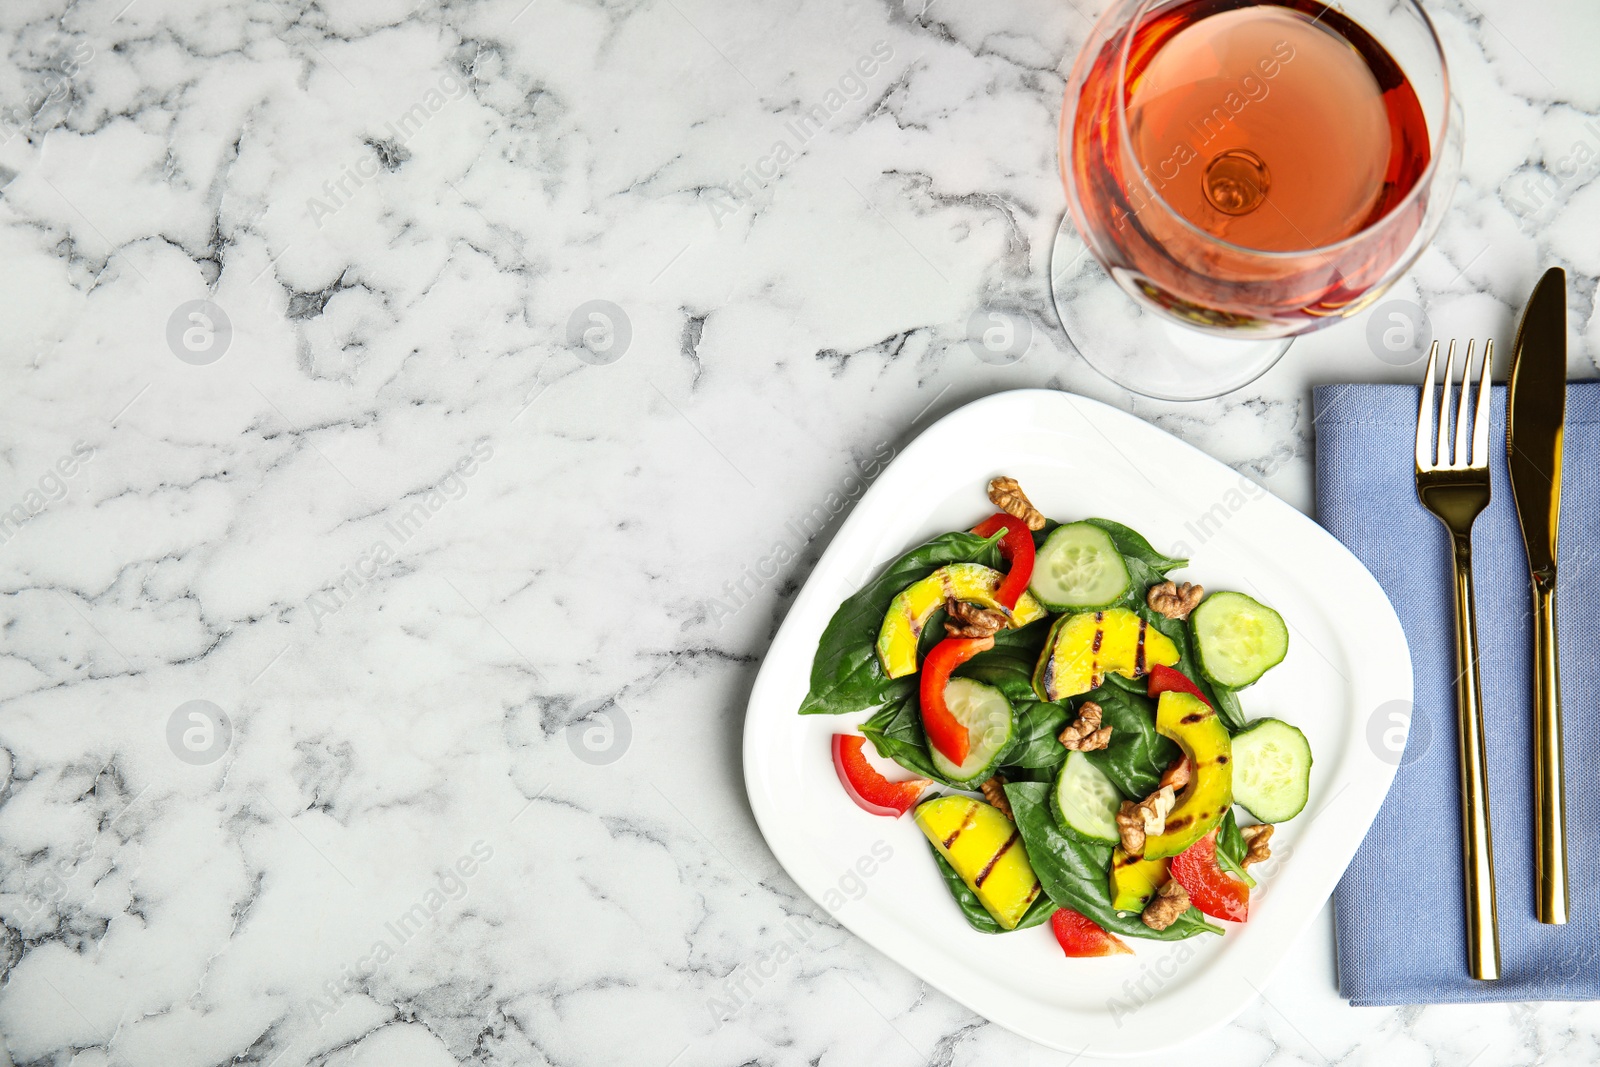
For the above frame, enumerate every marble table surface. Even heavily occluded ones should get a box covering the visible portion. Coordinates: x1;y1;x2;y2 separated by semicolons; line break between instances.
1;0;1598;1064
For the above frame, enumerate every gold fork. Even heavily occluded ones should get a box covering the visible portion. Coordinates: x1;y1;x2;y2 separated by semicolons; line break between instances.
1415;338;1501;982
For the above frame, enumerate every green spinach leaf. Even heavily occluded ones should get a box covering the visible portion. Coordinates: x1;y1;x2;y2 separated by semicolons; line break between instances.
989;616;1052;657
1081;686;1180;799
1210;685;1249;734
996;765;1056;784
799;530;1002;715
1215;808;1257;888
859;692;966;787
1099;670;1147;696
1000;702;1072;770
954;638;1040;705
1006;781;1223;941
1119;555;1164;610
929;844;1056;934
1083;517;1187;575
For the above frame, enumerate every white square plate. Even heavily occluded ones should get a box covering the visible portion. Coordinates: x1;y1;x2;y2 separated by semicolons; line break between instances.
742;389;1411;1056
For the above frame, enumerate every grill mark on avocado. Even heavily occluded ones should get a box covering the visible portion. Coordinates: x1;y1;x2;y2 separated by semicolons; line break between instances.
1216;754;1229;764
1181;712;1207;724
1091;612;1105;690
942;801;980;849
1135;619;1148;675
975;830;1020;888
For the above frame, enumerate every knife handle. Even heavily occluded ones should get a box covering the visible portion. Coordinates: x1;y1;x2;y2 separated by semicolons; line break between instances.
1532;576;1569;924
1451;534;1501;980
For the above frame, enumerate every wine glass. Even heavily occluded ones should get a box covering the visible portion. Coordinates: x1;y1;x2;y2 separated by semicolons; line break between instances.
1052;0;1461;401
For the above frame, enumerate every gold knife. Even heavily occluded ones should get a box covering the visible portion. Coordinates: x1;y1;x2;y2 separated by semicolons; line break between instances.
1506;266;1570;925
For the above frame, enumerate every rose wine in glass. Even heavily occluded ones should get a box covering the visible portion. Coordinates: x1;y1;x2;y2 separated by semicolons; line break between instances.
1052;0;1459;400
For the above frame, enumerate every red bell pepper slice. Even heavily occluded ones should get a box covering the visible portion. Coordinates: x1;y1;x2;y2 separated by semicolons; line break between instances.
920;636;993;764
1169;828;1249;923
1051;907;1133;957
971;512;1035;611
832;734;930;817
1147;664;1211;707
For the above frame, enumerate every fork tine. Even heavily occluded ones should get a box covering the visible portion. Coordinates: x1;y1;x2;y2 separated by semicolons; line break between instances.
1417;340;1439;471
1437;339;1457;468
1472;339;1493;466
1455;339;1475;469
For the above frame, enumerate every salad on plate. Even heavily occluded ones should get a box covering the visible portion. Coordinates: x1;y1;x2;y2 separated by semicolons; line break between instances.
802;476;1313;956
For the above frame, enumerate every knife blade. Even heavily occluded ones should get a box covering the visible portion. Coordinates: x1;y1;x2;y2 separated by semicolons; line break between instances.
1508;267;1566;577
1506;264;1569;925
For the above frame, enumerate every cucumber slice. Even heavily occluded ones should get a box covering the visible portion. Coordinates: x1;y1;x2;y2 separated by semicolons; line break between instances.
1050;751;1121;845
931;678;1014;785
1232;718;1312;822
1191;591;1288;688
1029;522;1131;611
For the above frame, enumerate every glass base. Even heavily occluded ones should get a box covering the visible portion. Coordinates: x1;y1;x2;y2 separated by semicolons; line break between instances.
1050;214;1294;402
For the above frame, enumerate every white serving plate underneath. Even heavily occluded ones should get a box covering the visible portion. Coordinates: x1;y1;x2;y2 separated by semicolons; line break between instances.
741;389;1410;1057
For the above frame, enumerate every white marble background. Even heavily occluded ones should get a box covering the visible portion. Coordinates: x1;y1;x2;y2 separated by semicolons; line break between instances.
0;0;1597;1064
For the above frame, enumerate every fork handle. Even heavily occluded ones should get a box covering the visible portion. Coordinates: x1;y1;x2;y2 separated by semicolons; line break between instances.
1451;535;1501;980
1532;575;1569;924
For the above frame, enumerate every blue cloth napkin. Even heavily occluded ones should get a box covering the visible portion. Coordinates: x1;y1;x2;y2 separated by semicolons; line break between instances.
1315;381;1600;1006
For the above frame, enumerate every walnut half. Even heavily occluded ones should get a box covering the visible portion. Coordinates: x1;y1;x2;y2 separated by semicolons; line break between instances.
944;596;1007;639
980;775;1012;820
1147;580;1204;621
1058;701;1112;752
1115;802;1144;856
1115;785;1175;856
1142;879;1191;931
1240;823;1274;868
987;476;1046;531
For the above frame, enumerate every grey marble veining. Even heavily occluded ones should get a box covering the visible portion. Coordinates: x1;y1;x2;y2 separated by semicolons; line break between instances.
0;0;1597;1064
